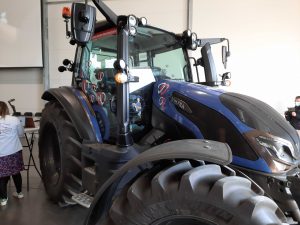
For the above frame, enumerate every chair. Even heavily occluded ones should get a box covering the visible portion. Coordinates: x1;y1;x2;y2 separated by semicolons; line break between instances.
13;112;22;116
24;112;35;128
24;112;33;117
34;112;42;117
34;112;42;126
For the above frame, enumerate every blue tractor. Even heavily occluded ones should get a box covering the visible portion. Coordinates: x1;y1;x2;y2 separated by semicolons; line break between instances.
38;1;295;224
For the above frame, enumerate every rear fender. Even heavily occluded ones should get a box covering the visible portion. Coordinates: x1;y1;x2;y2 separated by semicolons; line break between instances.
84;139;232;225
42;86;102;142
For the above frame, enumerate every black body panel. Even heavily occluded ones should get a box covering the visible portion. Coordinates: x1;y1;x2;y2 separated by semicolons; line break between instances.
220;92;300;159
172;92;258;161
152;104;196;140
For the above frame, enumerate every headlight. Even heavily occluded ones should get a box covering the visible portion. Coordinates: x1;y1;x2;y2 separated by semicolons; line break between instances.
244;130;298;173
256;135;294;165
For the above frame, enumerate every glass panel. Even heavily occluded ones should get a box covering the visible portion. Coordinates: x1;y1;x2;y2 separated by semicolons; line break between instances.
83;36;117;86
128;26;189;82
152;48;187;81
80;34;118;141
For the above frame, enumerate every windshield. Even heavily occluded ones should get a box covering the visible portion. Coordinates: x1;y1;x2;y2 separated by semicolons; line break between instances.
79;26;191;87
129;26;191;82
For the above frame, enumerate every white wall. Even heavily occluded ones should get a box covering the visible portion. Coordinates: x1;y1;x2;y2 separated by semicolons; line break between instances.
0;68;44;114
2;0;300;116
0;0;43;67
192;0;300;115
48;2;75;88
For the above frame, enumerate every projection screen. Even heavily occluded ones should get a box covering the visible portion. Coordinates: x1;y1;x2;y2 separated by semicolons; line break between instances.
0;0;43;67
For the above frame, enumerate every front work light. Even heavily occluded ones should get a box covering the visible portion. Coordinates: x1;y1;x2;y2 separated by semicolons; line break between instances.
139;17;147;26
115;72;128;84
129;26;137;36
128;15;137;26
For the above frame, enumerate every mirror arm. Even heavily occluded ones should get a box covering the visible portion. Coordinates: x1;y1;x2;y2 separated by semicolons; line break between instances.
197;38;226;47
64;18;71;38
92;0;118;25
189;57;200;83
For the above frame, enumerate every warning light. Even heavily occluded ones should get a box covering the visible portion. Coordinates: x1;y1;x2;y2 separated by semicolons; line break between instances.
62;7;71;19
115;72;127;84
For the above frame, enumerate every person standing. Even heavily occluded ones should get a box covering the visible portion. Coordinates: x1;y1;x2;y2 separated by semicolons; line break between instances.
0;101;24;206
133;97;142;117
288;96;300;135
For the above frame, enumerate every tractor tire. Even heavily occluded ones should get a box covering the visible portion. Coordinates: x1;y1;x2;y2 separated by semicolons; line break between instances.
39;101;83;205
103;161;286;225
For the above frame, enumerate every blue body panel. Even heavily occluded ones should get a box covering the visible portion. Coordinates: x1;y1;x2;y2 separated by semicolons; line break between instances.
72;89;103;143
70;79;272;173
153;80;272;173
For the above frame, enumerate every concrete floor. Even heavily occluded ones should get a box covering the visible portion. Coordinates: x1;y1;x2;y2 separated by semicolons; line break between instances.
0;135;88;225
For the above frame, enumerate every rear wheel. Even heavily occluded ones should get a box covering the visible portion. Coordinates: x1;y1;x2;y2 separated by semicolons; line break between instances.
39;101;82;205
103;161;286;225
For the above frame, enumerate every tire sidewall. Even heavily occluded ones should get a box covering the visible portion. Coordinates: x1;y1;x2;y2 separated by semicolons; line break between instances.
39;102;78;202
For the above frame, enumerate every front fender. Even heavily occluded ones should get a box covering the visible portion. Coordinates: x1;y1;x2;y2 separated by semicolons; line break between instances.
84;139;232;225
42;86;102;142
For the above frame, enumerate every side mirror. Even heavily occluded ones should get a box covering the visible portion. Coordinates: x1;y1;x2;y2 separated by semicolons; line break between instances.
222;39;230;69
222;46;227;69
71;3;96;45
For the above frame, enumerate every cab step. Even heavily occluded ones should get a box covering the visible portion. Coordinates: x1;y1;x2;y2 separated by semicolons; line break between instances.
71;193;94;208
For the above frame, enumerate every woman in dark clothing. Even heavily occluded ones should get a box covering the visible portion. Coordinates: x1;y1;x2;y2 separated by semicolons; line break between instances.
288;96;300;134
0;101;24;206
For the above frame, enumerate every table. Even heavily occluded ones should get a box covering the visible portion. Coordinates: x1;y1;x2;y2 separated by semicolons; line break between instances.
24;127;41;191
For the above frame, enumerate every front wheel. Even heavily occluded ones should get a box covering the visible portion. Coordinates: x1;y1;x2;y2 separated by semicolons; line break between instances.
39;101;83;205
103;161;286;225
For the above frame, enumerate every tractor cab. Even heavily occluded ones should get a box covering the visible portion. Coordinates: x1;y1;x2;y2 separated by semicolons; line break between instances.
74;20;194;143
60;1;230;147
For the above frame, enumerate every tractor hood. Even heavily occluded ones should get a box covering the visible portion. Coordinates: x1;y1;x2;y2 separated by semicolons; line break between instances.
219;92;300;159
154;80;300;172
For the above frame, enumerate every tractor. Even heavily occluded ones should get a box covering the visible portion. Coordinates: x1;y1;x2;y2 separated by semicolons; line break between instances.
38;1;290;224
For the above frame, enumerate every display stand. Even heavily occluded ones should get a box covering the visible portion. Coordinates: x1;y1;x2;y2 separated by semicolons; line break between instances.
23;127;41;191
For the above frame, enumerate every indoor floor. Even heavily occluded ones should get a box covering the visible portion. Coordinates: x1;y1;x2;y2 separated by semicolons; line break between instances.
0;136;88;225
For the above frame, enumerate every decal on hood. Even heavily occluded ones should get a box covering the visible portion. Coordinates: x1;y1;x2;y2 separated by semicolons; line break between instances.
157;82;170;111
171;95;192;114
